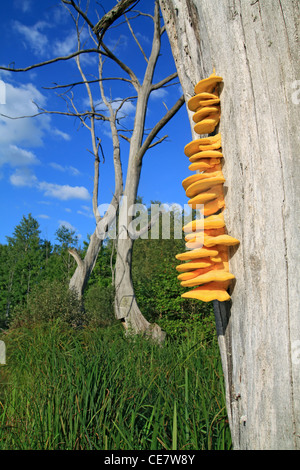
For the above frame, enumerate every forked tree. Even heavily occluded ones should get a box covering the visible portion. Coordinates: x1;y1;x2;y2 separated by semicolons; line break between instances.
1;0;184;341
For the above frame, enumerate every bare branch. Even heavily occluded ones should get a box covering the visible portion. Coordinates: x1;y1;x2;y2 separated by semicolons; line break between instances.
148;135;168;149
151;72;178;91
125;14;148;63
68;248;84;270
0;49;103;73
61;0;95;30
100;41;140;90
93;0;140;40
119;134;131;143
43;77;132;90
138;95;185;161
0;108;108;121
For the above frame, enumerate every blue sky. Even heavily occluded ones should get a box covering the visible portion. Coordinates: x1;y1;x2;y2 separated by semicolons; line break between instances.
0;0;192;246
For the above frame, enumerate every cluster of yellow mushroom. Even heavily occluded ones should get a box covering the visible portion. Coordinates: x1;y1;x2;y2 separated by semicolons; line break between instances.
175;72;239;302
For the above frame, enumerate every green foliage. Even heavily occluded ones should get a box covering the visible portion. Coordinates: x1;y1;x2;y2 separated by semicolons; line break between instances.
84;283;116;328
132;211;214;330
0;322;231;450
10;279;84;329
0;244;11;327
1;214;46;324
55;225;78;250
0;216;84;326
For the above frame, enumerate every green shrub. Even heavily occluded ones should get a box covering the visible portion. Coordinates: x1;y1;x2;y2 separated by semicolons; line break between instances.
84;283;115;327
10;279;84;328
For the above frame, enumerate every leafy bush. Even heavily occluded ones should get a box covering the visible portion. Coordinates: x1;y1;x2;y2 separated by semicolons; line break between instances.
10;279;85;328
84;283;116;328
157;309;216;341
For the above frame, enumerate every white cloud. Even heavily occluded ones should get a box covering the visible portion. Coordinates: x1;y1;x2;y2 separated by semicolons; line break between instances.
136;32;151;45
68;166;81;176
10;167;37;187
52;28;94;65
9;165;89;201
52;128;71;141
0;144;40;168
37;214;50;219
53;31;77;57
49;162;64;172
150;88;168;100
77;204;94;219
0;80;50;149
49;162;81;176
111;97;136;116
13;20;50;56
38;182;90;201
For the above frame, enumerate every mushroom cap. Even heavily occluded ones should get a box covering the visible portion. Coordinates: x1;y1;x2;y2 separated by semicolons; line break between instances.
182;170;223;191
175;258;214;272
183;213;225;232
189;150;223;162
187;190;219;205
188;159;220;171
188;92;220;112
181;270;235;287
187;233;239;249
194;73;223;94
181;282;230;302
177;266;214;281
184;134;222;157
185;227;225;241
204;234;240;247
193;106;220;123
178;261;227;281
185;175;225;198
175;247;219;261
194;114;220;135
188;184;224;207
200;197;226;216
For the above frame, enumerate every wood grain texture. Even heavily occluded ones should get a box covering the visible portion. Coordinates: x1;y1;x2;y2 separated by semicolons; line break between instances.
160;0;300;449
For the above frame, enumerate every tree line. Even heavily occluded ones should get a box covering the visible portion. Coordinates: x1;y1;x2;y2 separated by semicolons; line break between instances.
0;212;213;334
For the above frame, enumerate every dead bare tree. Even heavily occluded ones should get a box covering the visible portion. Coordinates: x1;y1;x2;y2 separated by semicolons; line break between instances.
1;0;184;341
65;0;184;341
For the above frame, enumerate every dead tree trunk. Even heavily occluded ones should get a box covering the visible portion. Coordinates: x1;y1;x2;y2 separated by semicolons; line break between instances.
160;0;300;450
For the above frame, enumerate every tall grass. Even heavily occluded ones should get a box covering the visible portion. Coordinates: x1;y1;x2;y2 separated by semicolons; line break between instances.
0;321;231;450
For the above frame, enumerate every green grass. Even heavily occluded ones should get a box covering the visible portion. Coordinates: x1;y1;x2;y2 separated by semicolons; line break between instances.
0;320;231;450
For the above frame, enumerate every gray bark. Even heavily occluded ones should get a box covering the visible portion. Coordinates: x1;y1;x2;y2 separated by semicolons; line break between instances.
160;0;300;450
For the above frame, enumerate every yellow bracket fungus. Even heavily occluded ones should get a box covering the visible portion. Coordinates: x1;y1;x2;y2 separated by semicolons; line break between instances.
181;282;231;302
175;258;214;272
188;160;220;171
188;150;223;163
175;71;240;302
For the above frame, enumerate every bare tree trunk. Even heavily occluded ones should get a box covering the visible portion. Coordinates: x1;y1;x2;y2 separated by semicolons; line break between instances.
160;0;300;450
69;230;102;297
